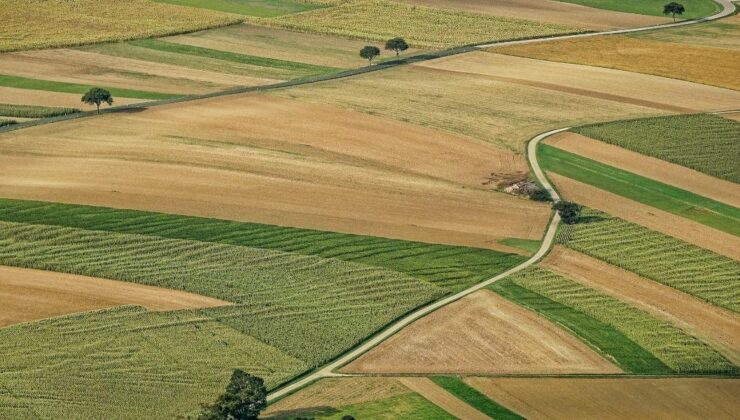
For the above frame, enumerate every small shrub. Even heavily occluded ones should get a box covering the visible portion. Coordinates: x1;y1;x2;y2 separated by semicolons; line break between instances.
529;188;551;202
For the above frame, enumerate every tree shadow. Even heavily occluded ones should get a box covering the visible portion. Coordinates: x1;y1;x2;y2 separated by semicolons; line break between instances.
262;406;339;419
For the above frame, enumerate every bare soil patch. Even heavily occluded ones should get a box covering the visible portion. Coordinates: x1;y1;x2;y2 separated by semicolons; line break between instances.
398;0;667;29
263;377;411;417
398;377;488;420
544;246;740;365
0;265;228;327
547;131;740;208
549;173;740;260
0;93;549;250
419;52;740;112
466;377;740;419
341;289;620;374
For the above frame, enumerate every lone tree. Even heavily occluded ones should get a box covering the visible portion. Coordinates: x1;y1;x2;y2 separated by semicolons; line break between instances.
663;2;685;21
553;201;581;225
81;87;113;113
360;45;381;65
199;370;267;420
385;37;409;57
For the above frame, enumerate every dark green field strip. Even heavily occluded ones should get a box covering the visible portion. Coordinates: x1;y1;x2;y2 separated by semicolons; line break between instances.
152;0;322;17
0;199;524;293
130;38;340;74
560;208;740;313
573;114;740;183
431;377;524;419
0;103;80;118
556;0;720;19
490;278;674;374
539;144;740;236
0;74;182;100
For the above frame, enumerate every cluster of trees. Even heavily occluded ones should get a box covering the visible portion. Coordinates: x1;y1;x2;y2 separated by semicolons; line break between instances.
360;37;409;64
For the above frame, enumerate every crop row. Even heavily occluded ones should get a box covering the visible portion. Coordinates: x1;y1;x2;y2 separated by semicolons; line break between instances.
0;103;80;118
558;208;740;312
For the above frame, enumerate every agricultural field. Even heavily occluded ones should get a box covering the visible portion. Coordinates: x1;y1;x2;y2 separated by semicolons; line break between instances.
554;0;721;18
152;0;324;17
557;208;740;313
430;376;524;420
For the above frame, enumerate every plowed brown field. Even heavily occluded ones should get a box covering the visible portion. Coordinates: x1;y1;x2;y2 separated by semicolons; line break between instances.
341;290;620;374
0;266;228;327
544;246;740;364
0;93;550;250
549;173;740;259
546;131;740;208
399;0;667;29
467;377;740;419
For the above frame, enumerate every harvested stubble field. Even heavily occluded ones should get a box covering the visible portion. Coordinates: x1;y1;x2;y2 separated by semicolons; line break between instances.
543;246;740;365
466;378;740;420
0;306;307;419
342;290;620;375
573;114;740;183
0;0;240;52
273;64;668;153
634;13;740;50
546;131;740;208
0;199;526;293
497;267;736;374
558;208;740;313
397;0;668;29
494;35;740;90
0;93;550;250
0;265;228;327
548;174;740;260
258;0;575;48
539;145;740;237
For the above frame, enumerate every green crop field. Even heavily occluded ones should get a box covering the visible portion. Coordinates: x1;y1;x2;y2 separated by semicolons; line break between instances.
539;144;740;236
261;0;575;48
0;306;306;419
558;208;740;313
314;394;455;419
153;0;324;17
500;267;735;374
0;104;80;118
0;199;524;293
573;114;740;183
0;74;182;100
556;0;720;19
431;377;524;419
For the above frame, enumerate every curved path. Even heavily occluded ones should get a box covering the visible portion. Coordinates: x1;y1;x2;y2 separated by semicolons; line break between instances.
266;0;737;401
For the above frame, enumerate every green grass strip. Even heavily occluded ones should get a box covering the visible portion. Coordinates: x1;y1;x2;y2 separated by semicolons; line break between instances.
0;74;182;100
489;277;673;374
0;199;524;293
431;376;524;419
0;103;80;118
130;38;339;74
555;0;720;19
539;143;740;236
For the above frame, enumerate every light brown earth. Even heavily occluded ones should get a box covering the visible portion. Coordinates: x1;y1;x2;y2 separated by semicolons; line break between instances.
466;377;740;419
494;35;740;90
0;266;229;327
398;0;667;29
549;173;740;260
398;377;489;420
0;93;550;250
273;65;668;152
722;111;740;122
0;86;142;109
263;377;412;417
0;49;273;95
543;246;740;365
546;131;740;208
341;289;620;374
419;51;740;112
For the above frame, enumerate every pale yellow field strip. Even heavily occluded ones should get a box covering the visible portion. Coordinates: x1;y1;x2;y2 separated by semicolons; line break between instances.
342;289;620;375
0;86;142;109
466;377;740;419
549;173;740;260
398;377;489;420
416;51;740;112
544;246;740;365
398;0;668;29
0;265;229;327
546;131;740;208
